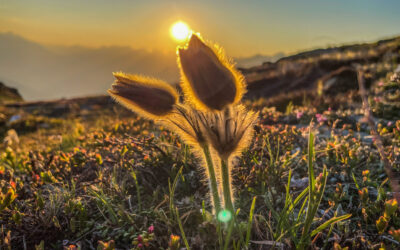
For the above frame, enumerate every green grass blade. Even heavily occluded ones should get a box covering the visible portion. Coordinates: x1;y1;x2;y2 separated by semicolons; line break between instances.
175;207;191;250
299;129;316;249
223;219;235;250
265;136;274;167
130;169;141;212
289;187;309;213
276;170;293;233
308;130;315;194
245;196;257;246
284;170;293;210
89;189;118;224
310;214;352;237
351;172;360;190
169;166;184;218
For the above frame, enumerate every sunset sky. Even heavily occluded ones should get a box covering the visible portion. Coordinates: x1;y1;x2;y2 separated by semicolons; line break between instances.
1;0;400;57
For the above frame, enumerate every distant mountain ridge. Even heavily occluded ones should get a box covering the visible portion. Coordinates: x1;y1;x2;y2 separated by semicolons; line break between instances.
0;32;179;101
235;53;284;68
2;32;399;102
242;35;400;100
0;32;280;101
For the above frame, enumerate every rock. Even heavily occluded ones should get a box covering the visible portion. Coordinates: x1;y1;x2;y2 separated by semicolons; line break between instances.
391;71;400;83
8;114;21;123
291;177;308;189
3;129;19;147
0;81;23;103
361;135;374;143
318;67;360;96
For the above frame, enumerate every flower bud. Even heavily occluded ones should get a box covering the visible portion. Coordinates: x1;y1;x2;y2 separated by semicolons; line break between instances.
168;234;181;249
108;72;178;119
385;199;398;218
389;228;400;241
358;187;369;203
362;208;368;221
178;34;245;110
376;216;388;234
162;104;207;147
362;170;369;182
199;105;258;159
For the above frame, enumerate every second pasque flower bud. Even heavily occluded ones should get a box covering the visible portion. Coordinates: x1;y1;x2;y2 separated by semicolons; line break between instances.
108;72;178;119
178;34;245;111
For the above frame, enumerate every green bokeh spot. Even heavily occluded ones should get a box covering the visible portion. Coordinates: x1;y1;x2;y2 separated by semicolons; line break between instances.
217;210;232;223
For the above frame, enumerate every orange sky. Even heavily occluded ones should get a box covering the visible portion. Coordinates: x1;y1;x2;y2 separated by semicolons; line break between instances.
1;0;400;57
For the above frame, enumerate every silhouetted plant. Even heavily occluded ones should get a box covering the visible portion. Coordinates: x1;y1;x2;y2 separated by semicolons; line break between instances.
108;33;257;222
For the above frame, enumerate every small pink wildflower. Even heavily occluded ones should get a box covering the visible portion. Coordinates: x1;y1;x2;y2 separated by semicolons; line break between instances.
296;111;304;119
315;113;327;123
137;243;143;248
137;235;143;242
378;81;384;87
388;121;393;126
148;225;154;233
374;97;382;103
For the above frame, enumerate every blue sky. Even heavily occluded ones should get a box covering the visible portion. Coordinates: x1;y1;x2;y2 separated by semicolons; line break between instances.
1;0;399;56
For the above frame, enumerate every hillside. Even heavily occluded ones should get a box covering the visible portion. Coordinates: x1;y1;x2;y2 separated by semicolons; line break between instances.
1;67;400;248
2;32;399;103
0;82;23;104
242;36;400;102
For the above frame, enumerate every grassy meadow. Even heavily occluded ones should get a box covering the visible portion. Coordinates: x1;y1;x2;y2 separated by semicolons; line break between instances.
1;68;400;249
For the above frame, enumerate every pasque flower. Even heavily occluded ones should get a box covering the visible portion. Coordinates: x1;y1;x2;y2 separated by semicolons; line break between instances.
199;105;258;160
178;34;246;111
108;32;257;220
108;72;179;119
161;104;207;147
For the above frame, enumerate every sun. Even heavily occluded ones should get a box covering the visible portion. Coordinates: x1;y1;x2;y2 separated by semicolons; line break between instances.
170;21;191;42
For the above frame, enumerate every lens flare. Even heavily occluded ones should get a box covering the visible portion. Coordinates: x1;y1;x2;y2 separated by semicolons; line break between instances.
217;209;232;223
171;21;191;42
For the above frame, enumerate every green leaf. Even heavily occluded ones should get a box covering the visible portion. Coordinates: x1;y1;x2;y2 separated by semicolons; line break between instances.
175;207;191;250
351;172;360;190
245;196;257;246
308;131;315;194
311;214;352;237
289;186;309;214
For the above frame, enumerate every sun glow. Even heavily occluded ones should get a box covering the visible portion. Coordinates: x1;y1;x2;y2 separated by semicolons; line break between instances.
170;21;191;42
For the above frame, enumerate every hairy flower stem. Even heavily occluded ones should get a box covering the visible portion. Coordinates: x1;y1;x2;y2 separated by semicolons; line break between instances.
221;159;234;214
202;145;221;215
